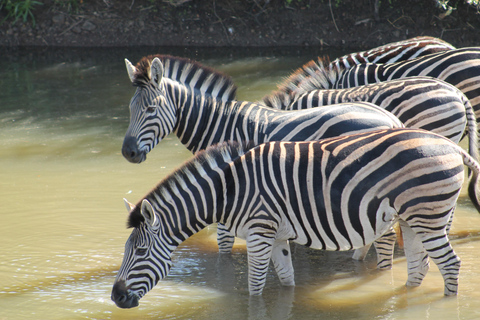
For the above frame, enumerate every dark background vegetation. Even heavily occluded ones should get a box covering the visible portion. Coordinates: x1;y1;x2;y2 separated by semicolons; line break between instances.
0;0;479;49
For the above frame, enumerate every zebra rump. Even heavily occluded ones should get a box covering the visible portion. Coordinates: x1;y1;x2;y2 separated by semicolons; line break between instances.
112;128;480;308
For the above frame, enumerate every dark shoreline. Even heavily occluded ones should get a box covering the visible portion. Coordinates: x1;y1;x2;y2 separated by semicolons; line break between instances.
1;0;479;49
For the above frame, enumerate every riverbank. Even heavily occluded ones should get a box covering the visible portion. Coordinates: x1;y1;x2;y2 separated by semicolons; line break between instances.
1;0;479;49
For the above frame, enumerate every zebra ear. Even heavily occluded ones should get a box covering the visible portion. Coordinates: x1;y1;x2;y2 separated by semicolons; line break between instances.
141;199;159;229
150;57;164;88
123;198;136;212
125;58;136;83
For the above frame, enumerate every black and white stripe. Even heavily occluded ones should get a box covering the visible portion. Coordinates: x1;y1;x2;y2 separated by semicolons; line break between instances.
111;128;480;308
331;36;455;69
281;36;454;96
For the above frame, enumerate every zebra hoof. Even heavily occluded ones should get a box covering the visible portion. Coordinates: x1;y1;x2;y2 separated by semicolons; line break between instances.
405;280;422;287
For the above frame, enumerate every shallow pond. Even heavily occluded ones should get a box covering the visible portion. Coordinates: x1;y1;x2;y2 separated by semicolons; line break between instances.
1;46;480;320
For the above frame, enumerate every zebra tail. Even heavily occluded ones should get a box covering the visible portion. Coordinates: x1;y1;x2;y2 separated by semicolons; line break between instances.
464;95;479;165
463;148;480;213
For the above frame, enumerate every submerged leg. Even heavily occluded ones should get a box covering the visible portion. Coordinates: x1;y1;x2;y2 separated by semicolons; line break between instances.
271;240;295;287
420;233;460;295
352;226;396;270
217;223;235;253
399;220;429;287
352;244;371;261
373;227;397;269
246;227;277;295
417;210;460;296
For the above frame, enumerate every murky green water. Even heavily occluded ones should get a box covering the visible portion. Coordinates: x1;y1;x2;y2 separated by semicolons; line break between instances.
1;47;480;320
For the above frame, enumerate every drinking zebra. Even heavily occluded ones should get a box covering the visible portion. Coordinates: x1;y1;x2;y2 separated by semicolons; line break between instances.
269;48;480;122
331;36;454;69
121;54;404;266
111;128;480;308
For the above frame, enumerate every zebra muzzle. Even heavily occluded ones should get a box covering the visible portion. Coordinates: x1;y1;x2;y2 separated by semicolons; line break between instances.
122;136;146;164
111;280;140;308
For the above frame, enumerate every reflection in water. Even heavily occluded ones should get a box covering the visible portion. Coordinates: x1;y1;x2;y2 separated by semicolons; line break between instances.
1;47;480;320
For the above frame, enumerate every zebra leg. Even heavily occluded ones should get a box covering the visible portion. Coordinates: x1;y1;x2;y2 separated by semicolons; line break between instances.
352;226;396;270
399;220;430;287
418;231;460;296
271;240;295;287
352;244;371;261
373;227;397;270
246;227;277;295
217;223;235;253
419;208;460;296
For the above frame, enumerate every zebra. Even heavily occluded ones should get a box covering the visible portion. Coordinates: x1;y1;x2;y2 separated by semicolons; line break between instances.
263;77;479;165
264;76;476;149
331;36;455;70
121;54;404;267
269;48;480;123
122;55;402;158
111;128;480;308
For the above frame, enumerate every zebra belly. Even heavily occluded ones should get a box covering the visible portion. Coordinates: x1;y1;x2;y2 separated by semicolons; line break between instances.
290;197;398;252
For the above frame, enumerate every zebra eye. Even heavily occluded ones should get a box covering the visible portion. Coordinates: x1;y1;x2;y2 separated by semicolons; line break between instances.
145;106;156;114
136;247;148;256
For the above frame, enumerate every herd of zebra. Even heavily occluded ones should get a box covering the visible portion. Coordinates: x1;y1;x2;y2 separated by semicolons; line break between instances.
111;36;480;309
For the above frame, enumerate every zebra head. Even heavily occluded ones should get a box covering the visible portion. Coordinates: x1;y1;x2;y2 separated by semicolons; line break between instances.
112;199;175;308
122;57;177;163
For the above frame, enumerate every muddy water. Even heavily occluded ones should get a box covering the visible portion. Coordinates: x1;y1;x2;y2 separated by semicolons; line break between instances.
1;47;480;320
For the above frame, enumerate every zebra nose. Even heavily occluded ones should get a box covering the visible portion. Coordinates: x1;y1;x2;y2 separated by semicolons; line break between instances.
122;136;143;163
111;281;139;308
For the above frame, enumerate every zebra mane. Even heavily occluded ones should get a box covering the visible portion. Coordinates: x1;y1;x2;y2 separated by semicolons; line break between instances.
263;56;344;108
127;140;256;229
132;54;237;101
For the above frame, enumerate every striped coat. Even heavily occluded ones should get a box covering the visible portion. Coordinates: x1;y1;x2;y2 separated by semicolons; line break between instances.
331;36;454;69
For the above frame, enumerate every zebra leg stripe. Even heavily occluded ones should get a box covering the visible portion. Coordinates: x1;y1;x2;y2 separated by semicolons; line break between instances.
399;220;430;287
420;232;461;296
246;226;277;295
217;223;235;253
373;227;397;270
271;240;295;287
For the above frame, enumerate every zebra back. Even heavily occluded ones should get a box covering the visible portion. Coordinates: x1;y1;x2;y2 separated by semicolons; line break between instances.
332;36;455;69
266;37;455;104
127;54;237;101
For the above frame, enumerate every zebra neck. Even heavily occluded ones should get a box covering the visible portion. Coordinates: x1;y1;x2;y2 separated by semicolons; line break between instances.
173;87;261;153
148;159;230;242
